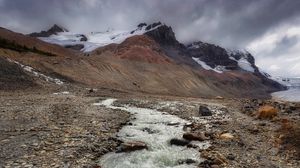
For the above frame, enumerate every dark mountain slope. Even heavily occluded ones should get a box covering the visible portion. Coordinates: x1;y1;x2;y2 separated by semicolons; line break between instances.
0;57;36;90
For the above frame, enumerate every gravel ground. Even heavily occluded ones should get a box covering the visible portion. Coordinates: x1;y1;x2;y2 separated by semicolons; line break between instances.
0;90;130;168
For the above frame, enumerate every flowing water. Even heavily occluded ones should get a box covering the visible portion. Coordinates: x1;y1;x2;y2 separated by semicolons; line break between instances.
93;99;209;168
272;87;300;102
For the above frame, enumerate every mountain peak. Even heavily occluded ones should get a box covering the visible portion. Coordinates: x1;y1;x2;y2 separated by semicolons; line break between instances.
48;24;68;33
144;23;177;45
29;24;68;37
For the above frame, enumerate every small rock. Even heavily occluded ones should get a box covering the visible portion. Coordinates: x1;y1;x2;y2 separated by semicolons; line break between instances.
167;122;180;126
248;126;259;134
227;153;235;160
170;138;190;146
199;105;212;116
215;96;224;100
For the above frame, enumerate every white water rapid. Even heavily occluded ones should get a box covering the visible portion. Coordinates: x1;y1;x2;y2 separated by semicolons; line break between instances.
93;98;210;168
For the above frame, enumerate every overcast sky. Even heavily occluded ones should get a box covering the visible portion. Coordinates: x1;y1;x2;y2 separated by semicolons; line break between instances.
1;0;300;77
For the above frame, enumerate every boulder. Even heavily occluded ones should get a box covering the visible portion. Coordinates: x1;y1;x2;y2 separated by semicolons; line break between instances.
117;141;147;153
199;105;212;116
170;138;190;146
183;132;208;141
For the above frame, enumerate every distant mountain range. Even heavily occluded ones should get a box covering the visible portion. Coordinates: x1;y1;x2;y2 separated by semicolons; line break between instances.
0;22;285;98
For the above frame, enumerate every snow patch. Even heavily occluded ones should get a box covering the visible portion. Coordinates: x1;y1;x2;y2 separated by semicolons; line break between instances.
228;52;255;73
237;57;255;72
192;57;224;73
6;58;64;85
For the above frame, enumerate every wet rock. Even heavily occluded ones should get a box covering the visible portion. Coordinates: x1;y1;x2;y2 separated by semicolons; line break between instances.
199;105;212;116
116;141;147;153
178;159;196;165
183;132;208;141
170;138;190;146
187;143;198;149
167;122;180;126
142;127;158;134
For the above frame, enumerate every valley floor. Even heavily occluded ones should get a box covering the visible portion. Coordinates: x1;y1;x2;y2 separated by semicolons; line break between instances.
0;87;299;168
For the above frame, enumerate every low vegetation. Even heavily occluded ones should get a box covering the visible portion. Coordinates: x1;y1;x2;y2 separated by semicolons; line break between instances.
279;120;300;157
0;37;55;56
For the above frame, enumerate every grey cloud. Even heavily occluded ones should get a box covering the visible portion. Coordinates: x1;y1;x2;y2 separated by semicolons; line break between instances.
269;35;299;56
1;0;300;47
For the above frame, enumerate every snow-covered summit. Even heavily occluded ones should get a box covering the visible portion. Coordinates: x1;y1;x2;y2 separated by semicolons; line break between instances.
34;23;163;52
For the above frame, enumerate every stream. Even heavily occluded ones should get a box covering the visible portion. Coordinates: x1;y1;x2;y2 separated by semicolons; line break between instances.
93;98;210;168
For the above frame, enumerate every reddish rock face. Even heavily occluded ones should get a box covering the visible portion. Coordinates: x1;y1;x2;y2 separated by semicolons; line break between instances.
93;35;173;64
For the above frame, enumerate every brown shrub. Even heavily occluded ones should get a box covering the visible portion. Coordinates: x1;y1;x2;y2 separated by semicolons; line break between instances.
257;105;278;119
278;120;300;157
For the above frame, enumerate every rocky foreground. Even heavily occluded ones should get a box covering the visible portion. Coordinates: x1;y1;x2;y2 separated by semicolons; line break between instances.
0;87;299;168
0;88;131;168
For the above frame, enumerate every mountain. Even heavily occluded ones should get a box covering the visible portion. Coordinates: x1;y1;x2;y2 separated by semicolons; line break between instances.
0;23;285;98
29;24;68;37
0;57;36;90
